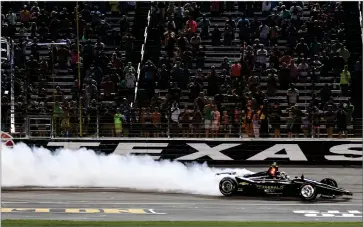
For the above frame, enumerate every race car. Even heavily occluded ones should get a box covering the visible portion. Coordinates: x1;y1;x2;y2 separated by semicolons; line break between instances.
217;164;353;201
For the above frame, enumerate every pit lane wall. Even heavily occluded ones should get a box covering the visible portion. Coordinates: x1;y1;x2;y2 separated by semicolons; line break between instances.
4;136;362;166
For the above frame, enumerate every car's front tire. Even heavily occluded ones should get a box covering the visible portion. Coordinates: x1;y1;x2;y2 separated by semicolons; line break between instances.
320;178;338;198
320;178;338;187
299;183;318;201
219;177;237;196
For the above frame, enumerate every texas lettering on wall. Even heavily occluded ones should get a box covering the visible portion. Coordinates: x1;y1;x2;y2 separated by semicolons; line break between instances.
16;139;362;165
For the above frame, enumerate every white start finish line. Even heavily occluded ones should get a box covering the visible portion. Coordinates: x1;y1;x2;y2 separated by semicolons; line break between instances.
293;210;362;218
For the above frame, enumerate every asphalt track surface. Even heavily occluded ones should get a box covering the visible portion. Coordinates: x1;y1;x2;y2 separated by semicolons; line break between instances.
1;167;362;222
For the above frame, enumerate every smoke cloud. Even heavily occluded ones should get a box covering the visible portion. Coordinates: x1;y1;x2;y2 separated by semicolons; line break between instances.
1;143;253;195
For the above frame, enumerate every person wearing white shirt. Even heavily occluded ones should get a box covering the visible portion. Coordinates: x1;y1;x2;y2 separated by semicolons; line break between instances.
170;101;180;135
125;69;136;89
297;59;310;82
6;9;17;26
256;44;268;69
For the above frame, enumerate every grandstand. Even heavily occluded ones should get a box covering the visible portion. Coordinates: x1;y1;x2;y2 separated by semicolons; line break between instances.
1;1;362;139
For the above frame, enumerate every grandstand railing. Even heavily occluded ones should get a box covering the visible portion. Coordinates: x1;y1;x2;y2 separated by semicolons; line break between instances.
133;9;151;107
6;114;362;139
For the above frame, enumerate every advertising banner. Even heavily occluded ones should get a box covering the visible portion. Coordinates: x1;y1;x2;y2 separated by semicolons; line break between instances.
10;138;362;165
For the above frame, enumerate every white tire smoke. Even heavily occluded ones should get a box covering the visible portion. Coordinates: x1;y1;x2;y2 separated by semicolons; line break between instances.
1;143;254;196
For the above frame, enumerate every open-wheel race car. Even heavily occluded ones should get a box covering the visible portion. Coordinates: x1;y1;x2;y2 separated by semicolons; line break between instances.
217;163;353;201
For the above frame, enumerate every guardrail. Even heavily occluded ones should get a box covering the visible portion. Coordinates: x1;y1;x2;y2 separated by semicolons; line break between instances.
133;9;151;107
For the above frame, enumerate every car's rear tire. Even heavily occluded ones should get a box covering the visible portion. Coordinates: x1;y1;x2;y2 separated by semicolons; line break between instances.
219;177;237;196
320;178;338;187
299;183;318;201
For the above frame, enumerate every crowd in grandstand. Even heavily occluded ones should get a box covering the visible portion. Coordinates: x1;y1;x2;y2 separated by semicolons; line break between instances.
1;1;362;138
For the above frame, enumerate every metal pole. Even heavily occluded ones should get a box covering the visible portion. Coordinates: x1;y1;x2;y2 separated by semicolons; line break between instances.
75;2;83;137
9;38;15;134
51;46;55;137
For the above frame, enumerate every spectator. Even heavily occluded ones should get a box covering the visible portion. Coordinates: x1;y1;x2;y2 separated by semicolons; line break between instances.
190;33;201;56
266;71;278;96
221;110;231;138
230;61;241;79
198;14;211;40
191;106;203;137
258;21;270;45
20;5;31;25
311;106;321;138
252;112;260;138
211;105;220;138
237;15;249;43
207;66;219;97
143;107;153;138
288;59;298;83
297;58;309;82
287;83;299;106
340;65;351;96
125;68;136;90
295;38;309;56
220;57;231;71
244;105;254;137
170;101;180;136
186;16;197;34
337;45;350;64
311;55;322;83
180;107;191;137
310;37;321;56
324;105;336;138
336;105;347;138
257;103;268;137
301;113;310;138
210;2;221;17
270;101;282;137
195;46;205;69
204;102;212;137
152;107;161;137
256;44;268;70
223;24;233;46
319;84;332;108
332;52;345;82
169;82;181;103
344;99;354;131
225;15;236;40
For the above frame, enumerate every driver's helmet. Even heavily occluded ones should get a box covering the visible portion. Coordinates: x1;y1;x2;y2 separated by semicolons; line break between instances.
269;162;279;176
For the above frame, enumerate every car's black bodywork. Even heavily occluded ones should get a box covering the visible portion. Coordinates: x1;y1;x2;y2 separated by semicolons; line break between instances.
217;170;353;201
